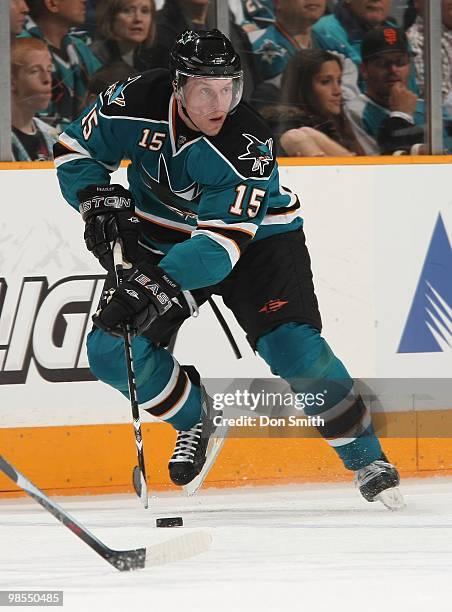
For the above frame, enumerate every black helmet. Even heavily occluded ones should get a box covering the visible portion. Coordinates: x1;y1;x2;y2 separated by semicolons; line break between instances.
170;30;244;118
170;29;242;81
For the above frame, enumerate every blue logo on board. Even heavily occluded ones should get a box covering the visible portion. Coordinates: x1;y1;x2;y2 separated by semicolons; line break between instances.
398;214;452;353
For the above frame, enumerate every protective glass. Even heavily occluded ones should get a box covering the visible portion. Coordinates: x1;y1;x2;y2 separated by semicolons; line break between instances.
175;71;244;116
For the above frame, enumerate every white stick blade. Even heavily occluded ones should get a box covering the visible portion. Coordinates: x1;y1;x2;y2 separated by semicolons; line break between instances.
144;530;212;568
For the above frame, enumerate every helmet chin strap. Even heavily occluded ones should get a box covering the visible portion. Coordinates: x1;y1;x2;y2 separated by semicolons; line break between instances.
173;87;203;132
181;103;203;133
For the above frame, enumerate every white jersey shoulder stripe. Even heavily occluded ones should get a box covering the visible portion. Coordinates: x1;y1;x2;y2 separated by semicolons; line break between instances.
54;152;88;168
57;134;119;171
197;219;258;236
59;133;91;157
135;207;194;233
55;148;119;172
261;208;302;225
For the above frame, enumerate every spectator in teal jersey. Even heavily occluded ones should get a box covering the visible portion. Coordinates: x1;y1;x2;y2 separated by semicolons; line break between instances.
231;0;275;32
233;0;336;32
249;0;327;87
313;0;419;95
22;0;101;131
346;26;452;154
10;0;29;37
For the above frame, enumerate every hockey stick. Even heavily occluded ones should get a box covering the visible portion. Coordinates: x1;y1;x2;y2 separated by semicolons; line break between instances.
0;455;211;571
112;241;148;509
207;296;242;359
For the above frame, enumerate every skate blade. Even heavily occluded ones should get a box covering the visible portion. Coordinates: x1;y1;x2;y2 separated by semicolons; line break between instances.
375;486;406;510
183;430;228;497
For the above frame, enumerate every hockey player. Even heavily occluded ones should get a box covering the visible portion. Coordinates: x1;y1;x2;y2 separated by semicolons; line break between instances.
54;29;404;508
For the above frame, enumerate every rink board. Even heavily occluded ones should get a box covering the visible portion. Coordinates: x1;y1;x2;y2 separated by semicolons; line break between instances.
0;157;451;494
1;417;451;496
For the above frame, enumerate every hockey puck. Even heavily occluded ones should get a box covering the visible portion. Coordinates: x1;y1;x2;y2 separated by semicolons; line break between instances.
156;517;183;528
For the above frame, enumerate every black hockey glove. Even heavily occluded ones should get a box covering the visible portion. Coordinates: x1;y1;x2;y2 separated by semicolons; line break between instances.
92;261;182;337
78;184;141;272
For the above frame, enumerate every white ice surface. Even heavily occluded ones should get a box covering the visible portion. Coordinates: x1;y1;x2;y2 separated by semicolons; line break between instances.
1;478;452;612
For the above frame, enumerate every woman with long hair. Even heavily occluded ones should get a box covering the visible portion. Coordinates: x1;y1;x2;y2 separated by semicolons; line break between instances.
276;49;366;156
91;0;156;72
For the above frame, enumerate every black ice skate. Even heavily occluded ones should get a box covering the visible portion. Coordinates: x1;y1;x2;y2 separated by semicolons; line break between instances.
355;453;405;510
168;367;227;495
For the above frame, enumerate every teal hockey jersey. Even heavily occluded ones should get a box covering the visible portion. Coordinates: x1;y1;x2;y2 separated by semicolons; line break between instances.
21;18;101;130
242;0;275;28
54;69;302;291
346;93;452;153
249;22;320;84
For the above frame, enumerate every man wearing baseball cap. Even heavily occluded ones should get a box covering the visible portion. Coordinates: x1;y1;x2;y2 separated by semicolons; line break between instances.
346;25;452;154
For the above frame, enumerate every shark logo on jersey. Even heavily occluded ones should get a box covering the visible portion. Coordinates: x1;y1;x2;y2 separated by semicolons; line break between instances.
105;75;142;107
238;133;273;176
398;214;452;353
255;39;287;65
140;156;202;220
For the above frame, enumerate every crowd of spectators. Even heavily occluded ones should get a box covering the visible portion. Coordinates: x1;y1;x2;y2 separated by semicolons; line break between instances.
8;0;452;161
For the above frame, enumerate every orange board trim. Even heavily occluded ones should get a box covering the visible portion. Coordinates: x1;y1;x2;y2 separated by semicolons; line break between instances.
0;156;451;171
1;411;451;497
